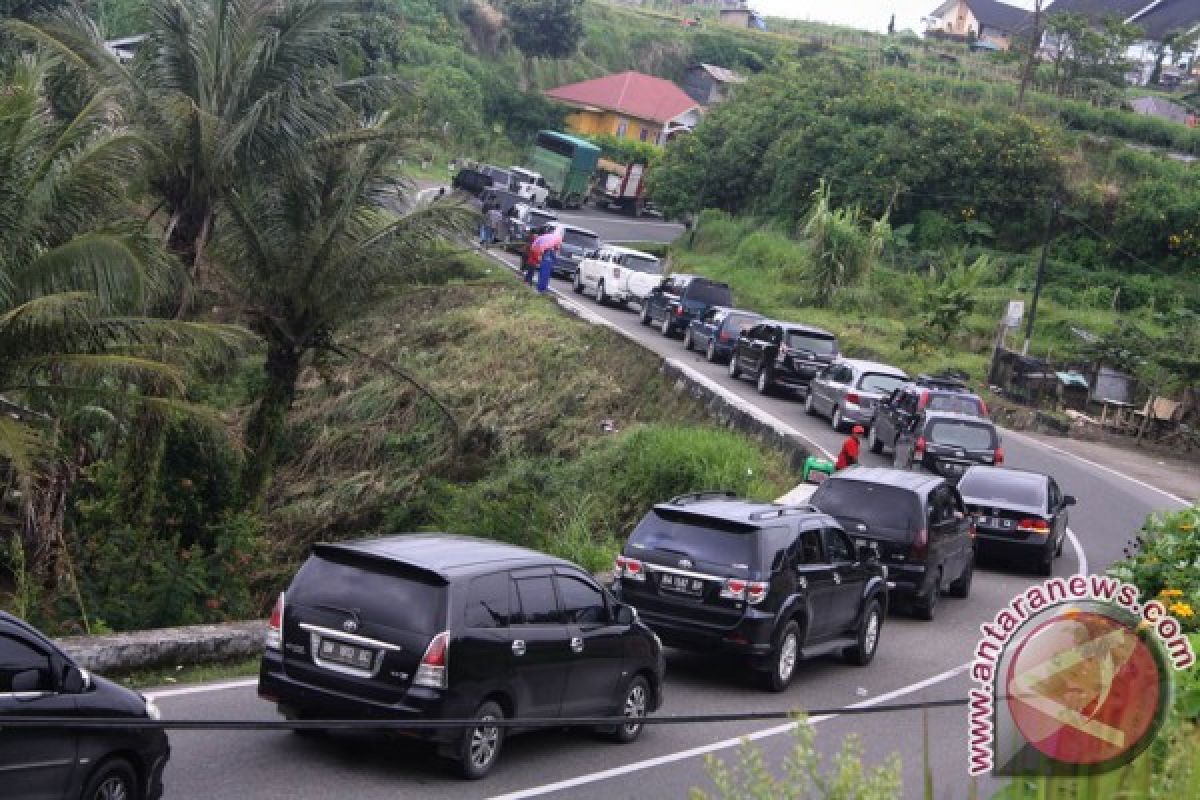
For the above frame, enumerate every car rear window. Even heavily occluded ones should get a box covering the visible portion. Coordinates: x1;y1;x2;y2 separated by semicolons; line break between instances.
786;332;838;355
811;481;921;540
629;510;760;566
926;394;984;415
687;282;733;306
288;554;447;634
564;231;599;249
725;313;760;332
623;255;662;274
927;420;998;450
859;372;906;394
959;471;1045;508
530;211;556;227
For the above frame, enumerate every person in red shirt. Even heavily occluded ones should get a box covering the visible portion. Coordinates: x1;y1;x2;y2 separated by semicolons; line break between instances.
835;425;865;470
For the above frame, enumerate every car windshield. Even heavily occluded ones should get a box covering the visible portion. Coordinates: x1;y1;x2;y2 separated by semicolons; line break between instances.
288;555;447;634
623;255;662;274
688;282;733;305
628;510;759;566
959;471;1045;507
859;372;906;394
563;231;599;249
926;394;984;415
927;420;997;450
786;332;837;355
811;481;920;539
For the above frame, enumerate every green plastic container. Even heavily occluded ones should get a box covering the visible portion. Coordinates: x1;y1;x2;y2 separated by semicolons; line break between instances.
802;456;834;483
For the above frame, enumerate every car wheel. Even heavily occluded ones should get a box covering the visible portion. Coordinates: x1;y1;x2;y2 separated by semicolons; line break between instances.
456;701;505;780
947;556;974;598
683;330;694;351
728;354;741;379
660;316;672;337
868;425;883;454
844;600;883;666
596;280;608;305
81;758;137;800
756;365;772;395
1037;547;1055;577
914;571;941;621
1055;533;1064;557
831;406;844;432
284;708;328;738
803;389;816;416
640;305;651;325
706;340;717;363
572;272;584;294
761;620;800;692
608;675;650;743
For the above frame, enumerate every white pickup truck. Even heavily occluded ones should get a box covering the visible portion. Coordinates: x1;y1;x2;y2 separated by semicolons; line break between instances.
574;246;664;306
510;166;550;207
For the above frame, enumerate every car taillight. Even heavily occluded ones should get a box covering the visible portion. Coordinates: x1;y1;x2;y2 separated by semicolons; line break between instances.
979;399;989;416
845;392;861;406
776;345;791;365
675;306;684;317
993;446;1004;465
414;631;450;689
918;391;929;410
912;527;929;560
1018;518;1051;534
719;331;730;342
616;556;645;582
720;578;768;603
914;436;927;457
266;592;284;651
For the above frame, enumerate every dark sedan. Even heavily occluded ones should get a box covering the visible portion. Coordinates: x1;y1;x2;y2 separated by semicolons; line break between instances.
683;307;762;364
0;612;169;800
957;466;1075;575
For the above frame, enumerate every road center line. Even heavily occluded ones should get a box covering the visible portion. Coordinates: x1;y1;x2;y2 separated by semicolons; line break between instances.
487;664;971;800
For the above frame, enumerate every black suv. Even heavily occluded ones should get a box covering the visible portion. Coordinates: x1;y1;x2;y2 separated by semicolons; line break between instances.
868;375;988;456
810;468;975;620
640;274;734;337
259;534;664;779
728;321;839;396
891;410;1003;484
613;493;888;692
1;612;170;800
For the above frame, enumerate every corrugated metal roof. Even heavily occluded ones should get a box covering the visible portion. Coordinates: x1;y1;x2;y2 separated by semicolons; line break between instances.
545;71;701;125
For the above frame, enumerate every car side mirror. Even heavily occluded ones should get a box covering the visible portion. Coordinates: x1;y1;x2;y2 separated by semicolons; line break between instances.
11;669;44;693
856;544;879;563
60;664;90;694
613;604;637;626
1063;495;1076;507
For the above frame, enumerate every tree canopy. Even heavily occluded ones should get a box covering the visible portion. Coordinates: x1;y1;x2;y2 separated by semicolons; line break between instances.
505;0;584;60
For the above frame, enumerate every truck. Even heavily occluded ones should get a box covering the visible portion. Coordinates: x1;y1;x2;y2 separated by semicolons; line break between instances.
590;158;649;216
509;166;550;207
528;130;601;209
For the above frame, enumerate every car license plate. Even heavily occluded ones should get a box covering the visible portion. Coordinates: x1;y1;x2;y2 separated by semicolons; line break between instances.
979;516;1014;530
940;461;965;475
318;638;376;669
659;574;704;596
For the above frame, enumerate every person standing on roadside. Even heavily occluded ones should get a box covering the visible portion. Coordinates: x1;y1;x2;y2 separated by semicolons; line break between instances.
835;424;865;470
523;226;544;285
479;202;493;248
487;203;504;248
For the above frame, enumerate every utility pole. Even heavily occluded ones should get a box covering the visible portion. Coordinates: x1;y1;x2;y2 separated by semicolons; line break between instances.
1022;199;1057;356
1016;0;1044;111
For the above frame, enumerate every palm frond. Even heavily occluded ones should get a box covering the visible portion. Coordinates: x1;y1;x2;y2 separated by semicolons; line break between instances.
0;414;47;481
15;354;190;396
10;232;148;311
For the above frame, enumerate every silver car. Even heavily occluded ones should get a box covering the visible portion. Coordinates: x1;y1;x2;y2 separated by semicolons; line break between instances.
805;358;909;432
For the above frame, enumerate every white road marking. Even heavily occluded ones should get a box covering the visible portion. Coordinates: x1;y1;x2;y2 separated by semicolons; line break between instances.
1065;527;1087;577
487;664;971;800
555;213;683;228
146;678;258;701
1001;430;1192;507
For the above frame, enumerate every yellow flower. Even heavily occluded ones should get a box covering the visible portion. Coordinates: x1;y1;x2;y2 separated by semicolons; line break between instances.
1170;602;1194;619
1160;588;1184;598
1180;523;1195;532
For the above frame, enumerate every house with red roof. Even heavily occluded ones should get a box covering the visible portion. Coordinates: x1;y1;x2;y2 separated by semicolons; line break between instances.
544;71;703;146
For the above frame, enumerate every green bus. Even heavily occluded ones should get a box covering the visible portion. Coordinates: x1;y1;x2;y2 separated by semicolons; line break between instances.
529;131;601;209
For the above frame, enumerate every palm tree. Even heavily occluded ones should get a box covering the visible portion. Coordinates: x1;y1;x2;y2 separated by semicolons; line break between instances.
0;55;242;558
210;116;468;503
6;0;373;314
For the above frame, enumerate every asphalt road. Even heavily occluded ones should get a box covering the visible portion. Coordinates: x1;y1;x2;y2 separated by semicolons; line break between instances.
147;213;1191;799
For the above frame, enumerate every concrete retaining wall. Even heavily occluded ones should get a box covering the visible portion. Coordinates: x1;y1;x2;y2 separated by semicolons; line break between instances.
57;621;267;673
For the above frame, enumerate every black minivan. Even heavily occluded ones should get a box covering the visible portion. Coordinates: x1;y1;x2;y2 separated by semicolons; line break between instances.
810;468;975;620
640;274;734;337
1;612;170;800
258;534;664;779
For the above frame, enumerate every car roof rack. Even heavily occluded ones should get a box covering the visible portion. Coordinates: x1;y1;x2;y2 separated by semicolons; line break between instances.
915;373;969;391
666;490;741;506
747;505;821;521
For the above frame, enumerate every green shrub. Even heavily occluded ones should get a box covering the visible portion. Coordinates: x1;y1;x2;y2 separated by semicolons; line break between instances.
734;230;808;273
691;210;756;255
1108;506;1200;634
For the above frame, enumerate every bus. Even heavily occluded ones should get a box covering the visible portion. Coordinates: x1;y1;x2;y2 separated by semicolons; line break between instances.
529;131;601;209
